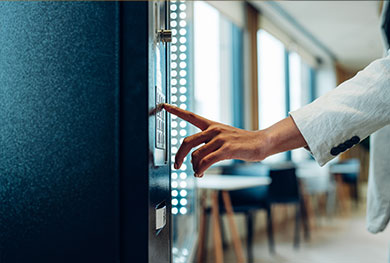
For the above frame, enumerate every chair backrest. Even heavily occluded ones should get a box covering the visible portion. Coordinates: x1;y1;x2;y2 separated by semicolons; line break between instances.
268;164;300;203
221;163;270;177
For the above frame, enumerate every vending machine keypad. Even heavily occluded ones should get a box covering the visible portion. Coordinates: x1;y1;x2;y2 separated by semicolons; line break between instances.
156;89;166;150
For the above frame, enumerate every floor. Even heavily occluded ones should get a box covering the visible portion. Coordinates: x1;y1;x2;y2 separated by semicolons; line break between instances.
217;206;390;263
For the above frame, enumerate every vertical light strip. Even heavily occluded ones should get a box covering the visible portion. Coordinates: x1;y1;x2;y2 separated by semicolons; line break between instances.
170;0;189;216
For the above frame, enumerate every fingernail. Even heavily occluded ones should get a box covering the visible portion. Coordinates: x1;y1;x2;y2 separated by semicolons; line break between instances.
194;173;198;177
174;163;178;169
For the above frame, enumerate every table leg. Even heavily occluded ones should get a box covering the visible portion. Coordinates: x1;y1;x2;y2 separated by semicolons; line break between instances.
221;191;245;263
211;191;224;263
197;191;207;263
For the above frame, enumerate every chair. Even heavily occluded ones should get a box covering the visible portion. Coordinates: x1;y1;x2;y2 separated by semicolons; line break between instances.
199;163;310;263
220;163;274;262
197;163;272;263
296;160;337;225
267;162;310;248
330;158;361;209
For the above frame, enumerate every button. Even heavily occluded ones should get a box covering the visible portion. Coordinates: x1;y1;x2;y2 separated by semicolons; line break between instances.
330;147;340;156
344;140;353;148
350;136;360;145
338;143;348;152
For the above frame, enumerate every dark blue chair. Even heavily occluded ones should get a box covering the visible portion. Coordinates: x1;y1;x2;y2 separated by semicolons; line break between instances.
219;163;274;262
330;158;360;207
267;163;310;248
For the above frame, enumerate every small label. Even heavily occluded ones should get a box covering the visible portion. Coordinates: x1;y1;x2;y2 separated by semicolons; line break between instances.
156;205;166;230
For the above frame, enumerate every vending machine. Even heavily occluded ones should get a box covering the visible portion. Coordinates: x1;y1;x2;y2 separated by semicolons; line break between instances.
0;1;171;262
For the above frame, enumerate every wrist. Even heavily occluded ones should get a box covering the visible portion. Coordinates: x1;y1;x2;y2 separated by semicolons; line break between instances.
253;129;273;161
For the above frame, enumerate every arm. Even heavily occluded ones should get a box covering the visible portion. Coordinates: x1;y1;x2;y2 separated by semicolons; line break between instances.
290;52;390;165
165;53;390;176
163;104;306;177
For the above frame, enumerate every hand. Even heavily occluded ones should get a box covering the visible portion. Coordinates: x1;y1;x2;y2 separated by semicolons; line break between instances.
163;104;269;177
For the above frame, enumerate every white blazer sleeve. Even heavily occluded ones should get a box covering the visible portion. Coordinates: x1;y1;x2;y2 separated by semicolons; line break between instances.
289;53;390;166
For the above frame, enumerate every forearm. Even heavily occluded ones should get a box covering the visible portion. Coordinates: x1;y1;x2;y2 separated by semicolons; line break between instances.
261;116;307;159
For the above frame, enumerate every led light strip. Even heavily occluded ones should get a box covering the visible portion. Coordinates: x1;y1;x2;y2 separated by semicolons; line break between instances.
170;0;189;217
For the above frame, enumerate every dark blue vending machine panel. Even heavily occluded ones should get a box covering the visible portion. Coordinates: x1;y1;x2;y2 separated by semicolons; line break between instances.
121;1;171;263
0;2;119;262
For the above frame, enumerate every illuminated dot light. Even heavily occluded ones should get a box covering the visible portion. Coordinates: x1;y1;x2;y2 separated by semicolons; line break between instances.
180;172;187;179
180;87;186;93
180;198;187;205
179;54;186;60
170;1;190;221
172;147;178;154
180;129;187;136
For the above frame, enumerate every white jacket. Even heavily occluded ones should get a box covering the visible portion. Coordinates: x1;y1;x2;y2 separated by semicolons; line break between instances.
290;1;390;233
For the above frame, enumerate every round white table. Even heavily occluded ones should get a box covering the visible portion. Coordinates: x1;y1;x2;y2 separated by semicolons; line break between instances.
196;175;271;263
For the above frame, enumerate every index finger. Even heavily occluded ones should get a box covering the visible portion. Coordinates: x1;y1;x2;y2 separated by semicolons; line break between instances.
163;103;211;130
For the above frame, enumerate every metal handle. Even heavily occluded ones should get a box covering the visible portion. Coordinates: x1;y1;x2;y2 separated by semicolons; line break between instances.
158;29;172;43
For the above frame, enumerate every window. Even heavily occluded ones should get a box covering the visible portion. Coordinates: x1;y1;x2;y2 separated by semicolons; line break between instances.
194;1;242;127
258;29;315;163
257;29;287;162
289;52;313;161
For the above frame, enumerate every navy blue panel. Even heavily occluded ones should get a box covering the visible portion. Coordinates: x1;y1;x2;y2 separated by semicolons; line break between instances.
119;2;150;263
0;2;119;262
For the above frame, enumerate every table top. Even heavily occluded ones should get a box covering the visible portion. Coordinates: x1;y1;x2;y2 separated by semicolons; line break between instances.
197;175;271;191
329;163;359;174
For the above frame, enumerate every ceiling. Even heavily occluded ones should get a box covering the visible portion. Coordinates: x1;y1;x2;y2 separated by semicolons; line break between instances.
251;1;384;71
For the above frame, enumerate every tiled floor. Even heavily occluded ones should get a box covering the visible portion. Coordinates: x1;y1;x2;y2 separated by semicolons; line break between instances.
216;208;390;263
